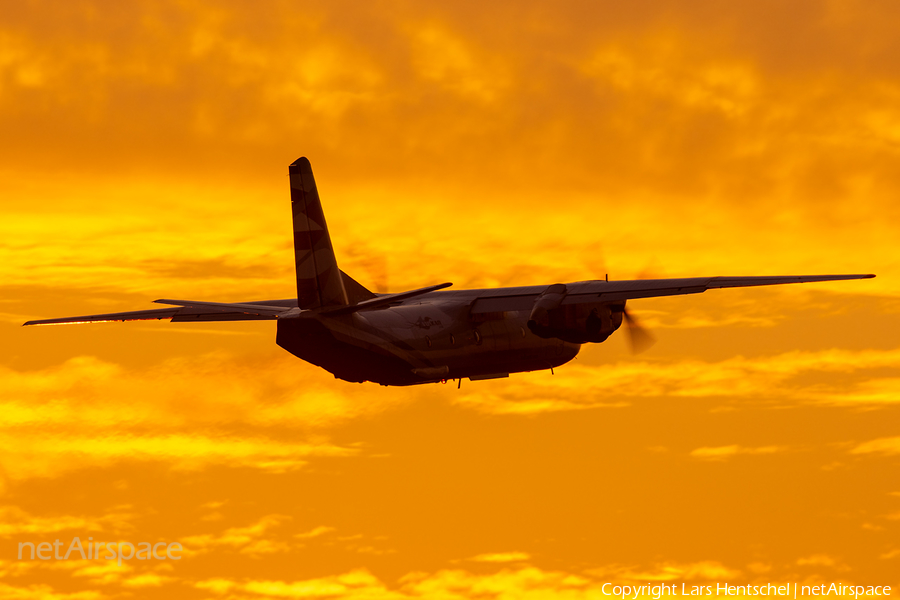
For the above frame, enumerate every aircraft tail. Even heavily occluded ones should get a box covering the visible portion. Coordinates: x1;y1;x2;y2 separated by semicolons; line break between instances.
340;269;377;304
289;157;349;309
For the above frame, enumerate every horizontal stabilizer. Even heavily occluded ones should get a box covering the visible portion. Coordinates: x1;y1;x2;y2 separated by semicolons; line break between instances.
153;299;291;316
23;299;297;326
24;307;181;326
320;282;452;316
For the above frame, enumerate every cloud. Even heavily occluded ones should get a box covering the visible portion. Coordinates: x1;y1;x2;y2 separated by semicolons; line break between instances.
849;436;900;457
0;353;413;430
2;1;900;302
629;308;782;330
196;569;395;599
183;515;292;557
6;343;897;467
0;343;897;486
796;554;849;571
586;561;742;582
401;567;593;598
295;526;336;540
193;578;236;595
468;552;531;563
746;562;772;574
0;431;355;482
186;561;756;600
407;24;511;102
0;505;134;538
9;558;135;588
59;561;132;586
690;445;786;460
452;347;900;414
0;582;103;600
0;181;294;299
0;352;420;480
120;573;173;588
581;40;760;118
193;561;744;599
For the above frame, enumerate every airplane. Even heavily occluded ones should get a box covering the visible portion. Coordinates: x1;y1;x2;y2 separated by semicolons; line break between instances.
25;157;875;386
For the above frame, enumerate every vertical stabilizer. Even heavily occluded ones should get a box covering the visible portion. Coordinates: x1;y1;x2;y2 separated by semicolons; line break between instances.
289;157;348;309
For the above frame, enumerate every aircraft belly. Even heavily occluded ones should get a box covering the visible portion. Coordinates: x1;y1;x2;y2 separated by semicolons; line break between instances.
276;316;418;385
419;310;581;379
441;334;579;378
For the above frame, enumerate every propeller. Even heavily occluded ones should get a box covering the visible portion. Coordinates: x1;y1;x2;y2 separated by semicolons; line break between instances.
611;302;656;354
599;263;659;353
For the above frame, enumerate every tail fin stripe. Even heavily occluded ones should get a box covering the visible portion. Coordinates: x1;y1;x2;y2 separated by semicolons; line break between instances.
289;157;349;309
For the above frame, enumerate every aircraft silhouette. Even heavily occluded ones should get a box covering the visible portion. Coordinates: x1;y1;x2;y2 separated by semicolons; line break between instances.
25;158;875;386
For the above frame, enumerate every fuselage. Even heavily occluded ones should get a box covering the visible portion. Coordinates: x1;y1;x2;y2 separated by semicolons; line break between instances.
276;288;589;386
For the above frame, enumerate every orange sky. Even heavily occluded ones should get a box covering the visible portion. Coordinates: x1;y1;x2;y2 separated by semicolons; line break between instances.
2;1;899;598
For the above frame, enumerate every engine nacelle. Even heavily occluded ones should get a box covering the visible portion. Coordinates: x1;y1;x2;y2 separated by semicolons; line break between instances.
527;284;623;344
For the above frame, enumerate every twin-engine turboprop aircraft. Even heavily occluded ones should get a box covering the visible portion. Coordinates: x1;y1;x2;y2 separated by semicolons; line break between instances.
25;158;875;386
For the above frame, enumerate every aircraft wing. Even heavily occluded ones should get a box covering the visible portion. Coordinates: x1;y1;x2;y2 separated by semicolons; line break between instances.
22;301;289;326
563;274;876;303
470;274;875;313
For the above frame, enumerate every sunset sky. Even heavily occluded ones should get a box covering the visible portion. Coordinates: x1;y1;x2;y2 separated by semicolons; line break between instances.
2;1;899;597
